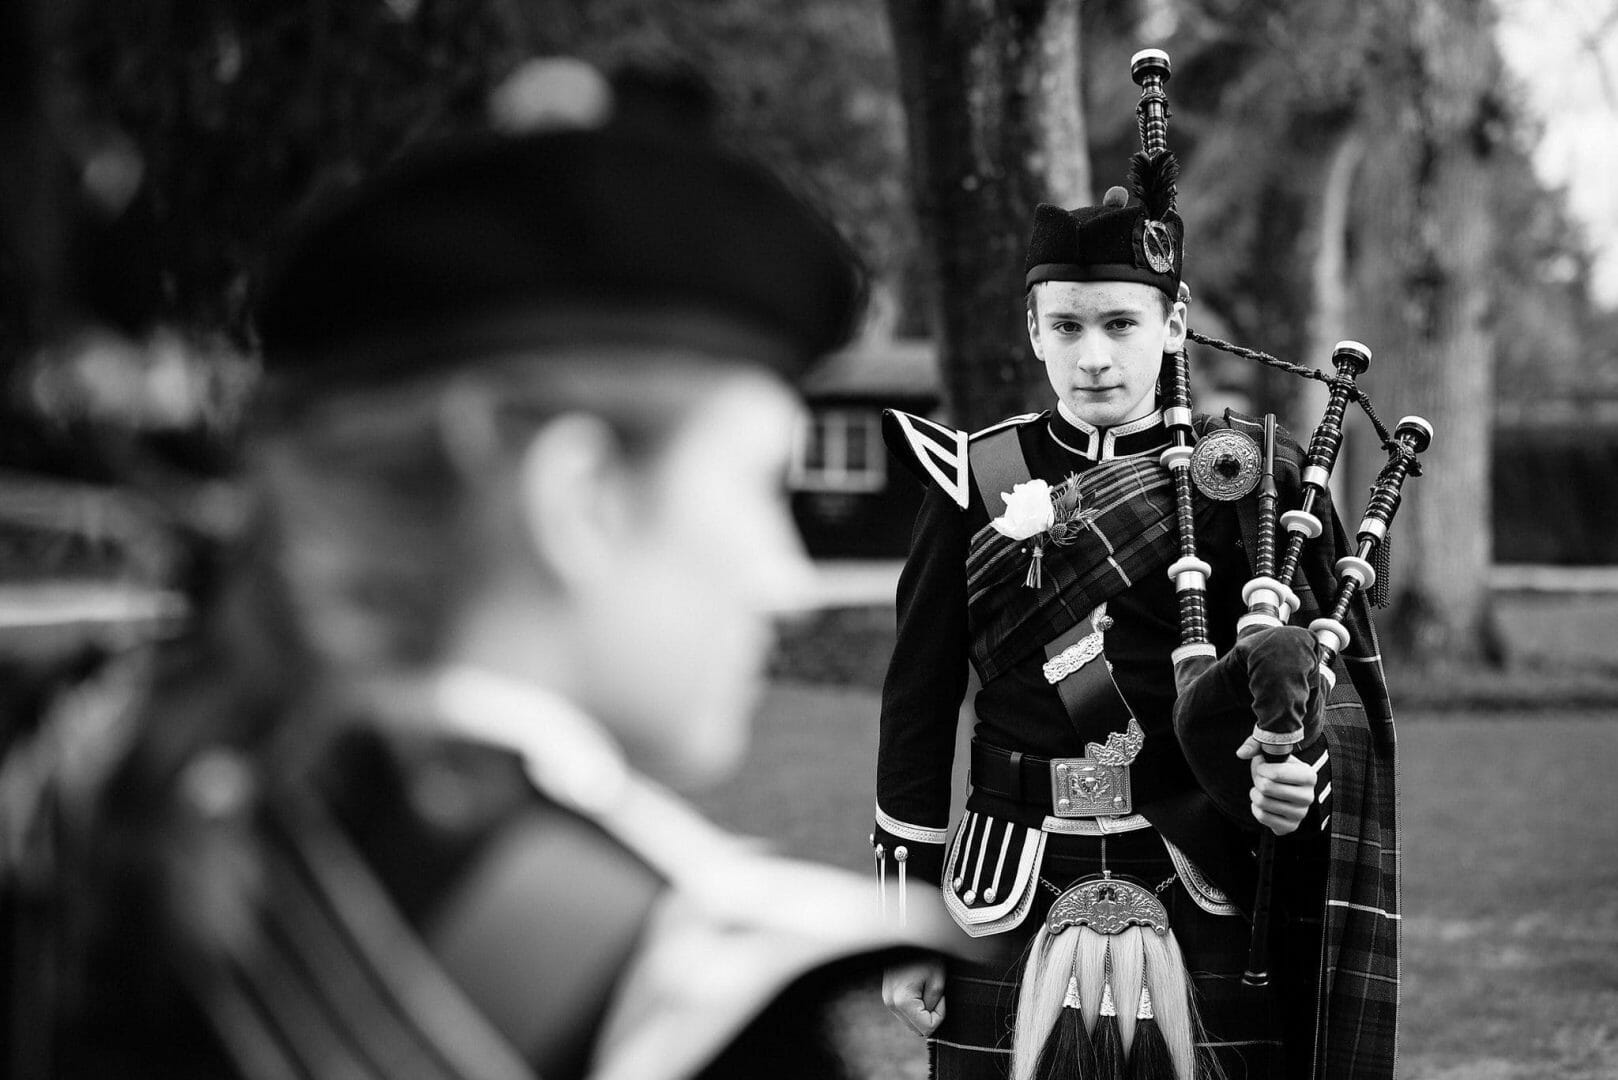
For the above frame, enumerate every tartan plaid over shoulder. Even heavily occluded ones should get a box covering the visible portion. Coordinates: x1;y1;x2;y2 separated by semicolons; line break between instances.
1290;487;1400;1080
964;454;1220;682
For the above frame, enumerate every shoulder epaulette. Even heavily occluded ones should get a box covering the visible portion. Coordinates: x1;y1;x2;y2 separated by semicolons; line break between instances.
970;413;1041;441
882;409;970;508
882;410;1041;510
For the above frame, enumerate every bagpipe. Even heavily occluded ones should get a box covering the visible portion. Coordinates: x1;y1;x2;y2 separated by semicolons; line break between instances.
1012;49;1430;1080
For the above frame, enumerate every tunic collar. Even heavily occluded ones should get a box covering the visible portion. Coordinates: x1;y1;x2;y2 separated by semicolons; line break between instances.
431;664;760;886
1048;403;1168;462
432;664;631;818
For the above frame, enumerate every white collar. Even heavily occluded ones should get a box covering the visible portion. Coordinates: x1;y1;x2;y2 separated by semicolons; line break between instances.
433;664;630;817
1050;402;1166;461
430;665;742;883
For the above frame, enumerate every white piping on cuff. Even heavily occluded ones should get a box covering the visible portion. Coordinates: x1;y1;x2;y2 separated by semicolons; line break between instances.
874;803;949;845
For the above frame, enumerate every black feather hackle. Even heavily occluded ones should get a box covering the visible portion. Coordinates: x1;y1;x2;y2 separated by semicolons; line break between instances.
1127;150;1179;219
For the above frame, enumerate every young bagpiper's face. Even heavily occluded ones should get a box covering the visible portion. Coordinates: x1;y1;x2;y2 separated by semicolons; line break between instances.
1027;279;1186;428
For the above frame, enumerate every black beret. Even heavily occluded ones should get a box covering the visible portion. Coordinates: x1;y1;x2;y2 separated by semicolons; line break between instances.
1024;189;1183;299
257;82;864;388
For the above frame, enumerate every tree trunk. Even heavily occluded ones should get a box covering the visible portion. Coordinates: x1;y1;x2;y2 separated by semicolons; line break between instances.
1303;130;1365;513
1306;132;1364;382
885;0;1087;431
1345;0;1501;667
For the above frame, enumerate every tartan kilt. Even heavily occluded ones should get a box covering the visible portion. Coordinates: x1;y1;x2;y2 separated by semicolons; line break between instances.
928;827;1301;1080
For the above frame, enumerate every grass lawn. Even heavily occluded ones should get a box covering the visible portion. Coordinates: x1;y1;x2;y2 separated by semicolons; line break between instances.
1398;713;1618;1080
692;685;1618;1079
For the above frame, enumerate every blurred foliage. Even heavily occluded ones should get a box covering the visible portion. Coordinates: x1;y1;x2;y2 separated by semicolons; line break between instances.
1101;0;1609;410
0;0;916;578
0;0;924;650
45;0;909;345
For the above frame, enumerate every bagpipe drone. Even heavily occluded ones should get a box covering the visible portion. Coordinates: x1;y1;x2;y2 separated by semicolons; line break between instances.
1010;49;1430;1080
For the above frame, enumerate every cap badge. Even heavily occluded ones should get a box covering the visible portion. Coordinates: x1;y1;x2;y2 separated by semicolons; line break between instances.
1190;428;1261;501
1142;219;1175;274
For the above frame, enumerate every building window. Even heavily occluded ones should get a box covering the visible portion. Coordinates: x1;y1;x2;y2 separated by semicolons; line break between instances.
790;408;886;493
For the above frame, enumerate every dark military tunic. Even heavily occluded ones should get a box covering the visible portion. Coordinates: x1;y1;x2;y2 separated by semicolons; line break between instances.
873;407;1335;1080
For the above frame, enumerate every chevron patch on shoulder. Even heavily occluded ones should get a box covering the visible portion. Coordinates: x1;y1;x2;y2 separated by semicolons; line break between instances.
885;410;970;508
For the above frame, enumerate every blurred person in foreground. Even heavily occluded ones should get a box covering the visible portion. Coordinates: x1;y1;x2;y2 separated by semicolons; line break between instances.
27;60;954;1080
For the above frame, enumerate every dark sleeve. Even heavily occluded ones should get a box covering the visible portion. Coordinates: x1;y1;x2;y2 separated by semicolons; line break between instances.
872;482;971;888
424;805;663;1080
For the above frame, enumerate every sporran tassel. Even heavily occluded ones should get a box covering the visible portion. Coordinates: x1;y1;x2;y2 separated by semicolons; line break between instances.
1127;985;1175;1080
1108;927;1145;1057
1012;924;1084;1080
1092;975;1127;1080
1029;975;1093;1080
1140;928;1199;1080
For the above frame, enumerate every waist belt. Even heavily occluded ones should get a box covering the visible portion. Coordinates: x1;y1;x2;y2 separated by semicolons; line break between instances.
971;738;1135;818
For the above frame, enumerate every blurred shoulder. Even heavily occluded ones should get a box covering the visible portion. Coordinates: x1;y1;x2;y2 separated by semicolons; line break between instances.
312;721;663;926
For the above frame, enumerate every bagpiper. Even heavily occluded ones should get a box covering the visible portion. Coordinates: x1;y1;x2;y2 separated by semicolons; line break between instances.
873;49;1409;1080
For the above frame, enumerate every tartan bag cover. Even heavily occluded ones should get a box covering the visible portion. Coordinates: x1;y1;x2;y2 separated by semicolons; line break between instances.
1291;504;1400;1080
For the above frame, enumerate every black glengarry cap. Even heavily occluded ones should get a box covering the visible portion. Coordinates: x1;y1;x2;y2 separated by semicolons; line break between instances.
1024;152;1184;300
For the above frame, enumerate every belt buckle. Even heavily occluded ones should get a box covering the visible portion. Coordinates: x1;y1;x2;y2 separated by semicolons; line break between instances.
1050;757;1132;817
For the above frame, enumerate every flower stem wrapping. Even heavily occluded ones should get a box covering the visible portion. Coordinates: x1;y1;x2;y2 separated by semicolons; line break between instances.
1025;541;1044;589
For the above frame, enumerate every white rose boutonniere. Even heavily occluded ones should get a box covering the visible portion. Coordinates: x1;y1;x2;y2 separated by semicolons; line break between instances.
989;475;1097;589
990;479;1057;588
990;479;1057;540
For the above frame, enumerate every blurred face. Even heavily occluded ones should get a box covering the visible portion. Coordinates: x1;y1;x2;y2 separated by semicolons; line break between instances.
1027;280;1185;428
573;369;814;785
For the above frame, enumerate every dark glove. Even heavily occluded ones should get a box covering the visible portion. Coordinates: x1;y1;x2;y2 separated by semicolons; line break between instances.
1171;625;1325;826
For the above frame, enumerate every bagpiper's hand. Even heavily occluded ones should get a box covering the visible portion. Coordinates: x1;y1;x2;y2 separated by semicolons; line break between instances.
1236;735;1315;836
883;958;947;1036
